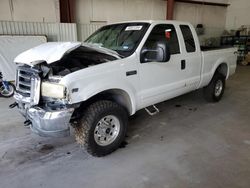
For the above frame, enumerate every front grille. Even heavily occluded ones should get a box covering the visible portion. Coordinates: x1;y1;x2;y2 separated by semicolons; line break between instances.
16;66;41;104
17;69;33;96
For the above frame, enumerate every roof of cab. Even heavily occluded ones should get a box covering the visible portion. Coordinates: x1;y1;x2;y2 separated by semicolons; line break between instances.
110;20;192;25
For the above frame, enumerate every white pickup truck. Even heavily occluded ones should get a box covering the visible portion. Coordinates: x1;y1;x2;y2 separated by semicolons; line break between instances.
13;20;237;156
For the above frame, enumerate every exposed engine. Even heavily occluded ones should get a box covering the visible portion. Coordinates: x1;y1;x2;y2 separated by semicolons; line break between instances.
45;46;118;77
15;45;119;113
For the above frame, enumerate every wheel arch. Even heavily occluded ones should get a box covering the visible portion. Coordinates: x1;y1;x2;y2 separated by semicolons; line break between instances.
215;63;229;79
73;88;135;117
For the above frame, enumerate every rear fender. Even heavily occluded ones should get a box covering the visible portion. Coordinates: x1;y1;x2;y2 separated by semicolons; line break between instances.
210;58;229;82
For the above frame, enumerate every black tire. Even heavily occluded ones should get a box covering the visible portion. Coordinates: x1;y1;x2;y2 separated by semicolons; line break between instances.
203;73;225;102
77;100;128;157
0;82;15;98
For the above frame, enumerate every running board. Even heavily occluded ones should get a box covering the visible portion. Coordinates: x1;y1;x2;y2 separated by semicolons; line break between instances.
145;105;159;116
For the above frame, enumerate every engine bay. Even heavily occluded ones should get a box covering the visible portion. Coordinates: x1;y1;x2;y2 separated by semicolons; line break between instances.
47;46;118;76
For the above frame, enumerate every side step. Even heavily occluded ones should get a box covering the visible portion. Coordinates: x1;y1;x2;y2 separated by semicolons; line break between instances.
145;105;159;116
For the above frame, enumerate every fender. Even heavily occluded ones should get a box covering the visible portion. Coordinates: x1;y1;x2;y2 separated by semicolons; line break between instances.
212;58;229;78
206;57;229;85
62;76;138;115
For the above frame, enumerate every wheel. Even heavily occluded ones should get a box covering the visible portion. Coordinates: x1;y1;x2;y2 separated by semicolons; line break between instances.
0;82;15;98
203;73;225;102
75;100;128;157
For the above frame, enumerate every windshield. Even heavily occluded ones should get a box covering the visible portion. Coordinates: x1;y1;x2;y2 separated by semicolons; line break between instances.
85;22;150;57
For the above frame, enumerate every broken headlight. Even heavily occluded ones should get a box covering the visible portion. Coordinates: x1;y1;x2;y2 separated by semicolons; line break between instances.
41;82;67;99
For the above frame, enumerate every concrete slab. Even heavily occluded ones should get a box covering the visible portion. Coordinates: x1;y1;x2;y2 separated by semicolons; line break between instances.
0;66;249;188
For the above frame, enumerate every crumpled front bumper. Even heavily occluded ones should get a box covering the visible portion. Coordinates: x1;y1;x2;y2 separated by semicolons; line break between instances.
14;92;74;138
27;107;74;137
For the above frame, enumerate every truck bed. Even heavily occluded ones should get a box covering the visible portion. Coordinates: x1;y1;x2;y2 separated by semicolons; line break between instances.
199;46;237;88
200;45;233;51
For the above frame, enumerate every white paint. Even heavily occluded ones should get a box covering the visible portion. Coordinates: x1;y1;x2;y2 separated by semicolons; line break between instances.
14;42;81;65
60;21;236;114
81;43;121;58
137;21;201;107
226;0;250;30
125;26;143;31
15;21;237;115
14;41;121;65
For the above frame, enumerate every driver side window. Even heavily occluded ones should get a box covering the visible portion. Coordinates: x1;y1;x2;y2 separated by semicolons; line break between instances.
143;24;180;55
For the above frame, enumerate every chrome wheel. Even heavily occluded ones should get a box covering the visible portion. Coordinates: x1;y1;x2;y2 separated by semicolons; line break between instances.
94;115;120;146
214;80;223;97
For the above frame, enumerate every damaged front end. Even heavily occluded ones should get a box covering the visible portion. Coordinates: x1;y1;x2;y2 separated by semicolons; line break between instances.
14;64;75;137
13;43;119;137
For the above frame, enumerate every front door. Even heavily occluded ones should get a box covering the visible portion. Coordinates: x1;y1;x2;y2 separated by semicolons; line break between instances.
138;24;186;108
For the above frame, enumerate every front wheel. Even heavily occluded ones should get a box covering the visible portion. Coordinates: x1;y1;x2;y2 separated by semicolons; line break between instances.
0;82;15;98
75;100;128;157
203;73;225;102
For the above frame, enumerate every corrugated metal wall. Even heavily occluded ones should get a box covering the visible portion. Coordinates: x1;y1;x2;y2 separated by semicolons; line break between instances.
77;23;105;41
0;21;105;42
0;21;78;42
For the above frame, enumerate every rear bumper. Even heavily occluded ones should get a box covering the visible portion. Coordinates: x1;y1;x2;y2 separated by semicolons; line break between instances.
27;107;74;137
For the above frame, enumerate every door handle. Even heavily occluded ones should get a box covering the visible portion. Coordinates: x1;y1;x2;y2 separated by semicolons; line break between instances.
181;60;186;70
126;70;137;76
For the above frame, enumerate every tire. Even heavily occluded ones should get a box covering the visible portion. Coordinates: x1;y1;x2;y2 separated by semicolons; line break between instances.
0;82;15;98
76;100;128;157
203;73;225;102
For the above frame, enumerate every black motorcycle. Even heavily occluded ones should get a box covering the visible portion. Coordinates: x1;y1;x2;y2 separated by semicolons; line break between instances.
0;72;15;98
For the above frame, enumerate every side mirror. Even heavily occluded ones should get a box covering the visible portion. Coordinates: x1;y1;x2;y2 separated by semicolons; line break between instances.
140;42;170;63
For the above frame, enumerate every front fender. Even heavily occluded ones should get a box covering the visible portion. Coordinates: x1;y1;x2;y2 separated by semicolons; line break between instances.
65;77;138;115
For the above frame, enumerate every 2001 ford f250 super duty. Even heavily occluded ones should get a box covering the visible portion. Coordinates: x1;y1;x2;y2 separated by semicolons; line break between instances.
13;20;237;156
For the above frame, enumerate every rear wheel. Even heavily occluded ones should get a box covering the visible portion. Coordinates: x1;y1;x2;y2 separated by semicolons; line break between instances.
203;73;225;102
75;100;128;157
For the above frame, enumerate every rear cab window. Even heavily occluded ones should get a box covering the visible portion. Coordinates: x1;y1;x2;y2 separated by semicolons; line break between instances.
180;25;196;53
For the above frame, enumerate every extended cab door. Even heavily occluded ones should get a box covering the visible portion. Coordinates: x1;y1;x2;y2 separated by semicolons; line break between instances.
138;24;187;108
179;24;202;89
